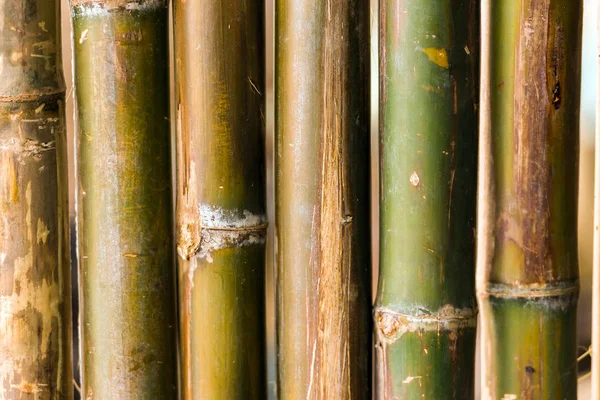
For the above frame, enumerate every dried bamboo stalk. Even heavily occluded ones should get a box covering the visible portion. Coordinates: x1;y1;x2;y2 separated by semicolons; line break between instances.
0;0;73;397
275;1;372;398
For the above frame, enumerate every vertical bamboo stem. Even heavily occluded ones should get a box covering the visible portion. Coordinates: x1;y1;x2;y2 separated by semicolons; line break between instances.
477;1;583;398
592;1;600;396
173;0;267;398
0;0;73;397
71;0;177;397
275;1;371;398
375;1;480;398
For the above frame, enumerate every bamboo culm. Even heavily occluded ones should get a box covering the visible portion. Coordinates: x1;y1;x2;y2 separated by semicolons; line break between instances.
173;0;267;398
592;1;600;397
477;1;583;398
71;0;177;397
276;1;372;398
375;1;480;399
0;0;73;397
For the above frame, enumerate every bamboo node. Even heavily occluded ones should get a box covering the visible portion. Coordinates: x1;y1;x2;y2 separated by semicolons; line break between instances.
374;305;478;341
0;90;64;103
71;0;167;16
0;138;56;161
177;204;267;270
480;280;579;299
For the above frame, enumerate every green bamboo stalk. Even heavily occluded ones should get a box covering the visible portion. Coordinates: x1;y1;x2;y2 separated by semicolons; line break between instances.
0;0;73;397
477;1;582;398
71;0;177;397
173;0;266;398
275;1;371;398
374;1;480;398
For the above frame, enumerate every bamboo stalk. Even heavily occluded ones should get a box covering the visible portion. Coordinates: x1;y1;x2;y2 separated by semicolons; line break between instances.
374;1;479;398
0;0;73;397
592;2;600;397
477;1;583;398
275;1;371;398
71;0;177;397
173;0;267;398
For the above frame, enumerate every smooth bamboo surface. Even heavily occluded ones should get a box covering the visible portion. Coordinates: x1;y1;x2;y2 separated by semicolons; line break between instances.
72;0;177;397
375;1;480;398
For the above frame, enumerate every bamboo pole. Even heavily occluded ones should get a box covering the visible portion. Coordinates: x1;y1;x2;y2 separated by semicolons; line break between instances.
173;0;267;398
71;0;177;397
0;0;73;397
592;1;600;397
477;1;583;398
374;1;479;398
275;1;371;398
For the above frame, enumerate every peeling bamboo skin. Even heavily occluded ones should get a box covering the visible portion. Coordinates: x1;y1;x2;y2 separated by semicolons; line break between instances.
376;1;480;399
478;1;582;398
173;0;267;398
72;1;177;398
275;1;371;398
0;0;73;397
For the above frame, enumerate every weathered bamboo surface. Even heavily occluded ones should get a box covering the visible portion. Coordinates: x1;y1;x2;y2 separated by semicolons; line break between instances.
275;1;371;398
477;1;583;398
0;0;73;397
174;0;267;398
375;1;480;398
71;0;177;397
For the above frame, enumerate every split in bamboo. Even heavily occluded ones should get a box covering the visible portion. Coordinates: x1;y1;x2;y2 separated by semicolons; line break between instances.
477;1;583;398
275;1;372;398
173;0;267;398
375;1;480;398
71;0;177;397
0;0;73;397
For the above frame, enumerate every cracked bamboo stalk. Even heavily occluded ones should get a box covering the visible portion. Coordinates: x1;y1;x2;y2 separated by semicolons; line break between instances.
0;0;73;397
275;1;371;398
173;0;266;398
374;1;480;398
477;1;582;399
71;0;177;397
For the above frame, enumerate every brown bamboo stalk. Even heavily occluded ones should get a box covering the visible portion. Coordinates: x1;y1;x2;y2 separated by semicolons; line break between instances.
0;0;73;397
592;1;600;396
275;1;372;398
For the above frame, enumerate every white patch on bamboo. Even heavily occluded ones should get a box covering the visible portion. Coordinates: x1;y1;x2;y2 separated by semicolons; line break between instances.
402;376;422;384
178;204;267;283
0;138;55;161
36;218;50;244
72;0;167;17
409;170;420;187
79;29;89;44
